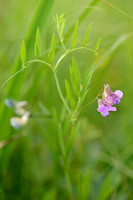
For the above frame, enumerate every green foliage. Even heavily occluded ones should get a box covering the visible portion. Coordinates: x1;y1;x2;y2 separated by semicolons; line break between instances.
72;58;81;85
81;62;95;100
21;40;26;65
48;33;55;63
94;37;102;54
69;65;80;97
34;28;41;59
65;79;76;110
77;171;91;200
71;20;78;49
82;23;92;46
98;170;121;200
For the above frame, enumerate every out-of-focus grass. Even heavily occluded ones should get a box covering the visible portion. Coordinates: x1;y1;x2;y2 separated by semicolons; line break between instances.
0;0;133;199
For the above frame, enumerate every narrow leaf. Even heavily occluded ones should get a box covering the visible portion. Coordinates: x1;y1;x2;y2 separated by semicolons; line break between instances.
21;40;26;65
81;63;95;99
48;33;55;63
65;79;76;110
69;65;79;97
82;23;92;46
71;20;78;49
72;58;81;85
94;37;101;52
34;28;41;59
60;19;65;38
79;89;89;107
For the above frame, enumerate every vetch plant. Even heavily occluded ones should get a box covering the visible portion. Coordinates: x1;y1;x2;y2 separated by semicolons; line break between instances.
1;14;123;199
2;14;100;121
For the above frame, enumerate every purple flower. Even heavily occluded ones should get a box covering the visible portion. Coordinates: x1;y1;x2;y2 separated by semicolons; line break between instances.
97;84;123;117
103;84;123;105
97;99;116;117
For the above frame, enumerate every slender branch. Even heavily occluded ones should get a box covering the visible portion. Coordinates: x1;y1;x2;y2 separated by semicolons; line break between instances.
1;69;23;88
58;124;74;199
1;59;52;88
24;59;52;69
55;46;95;69
53;71;71;114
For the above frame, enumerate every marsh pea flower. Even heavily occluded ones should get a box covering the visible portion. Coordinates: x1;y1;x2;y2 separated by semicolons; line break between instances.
97;99;117;117
97;84;123;117
103;84;123;105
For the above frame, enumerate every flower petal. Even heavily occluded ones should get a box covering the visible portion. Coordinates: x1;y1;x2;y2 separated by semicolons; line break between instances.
114;90;123;99
10;117;27;130
101;110;110;117
108;106;117;112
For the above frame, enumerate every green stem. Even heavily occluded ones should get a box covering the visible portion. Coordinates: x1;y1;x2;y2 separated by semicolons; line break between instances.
25;59;52;69
79;88;103;114
1;69;23;88
1;59;52;88
55;46;95;69
53;71;71;114
66;122;76;157
58;125;74;199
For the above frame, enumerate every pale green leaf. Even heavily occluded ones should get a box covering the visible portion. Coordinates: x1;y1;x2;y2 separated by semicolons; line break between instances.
60;19;65;38
21;40;26;64
69;65;80;97
48;33;55;63
94;37;101;53
34;28;41;59
82;23;92;47
72;58;81;85
65;79;76;110
81;63;95;99
71;20;78;49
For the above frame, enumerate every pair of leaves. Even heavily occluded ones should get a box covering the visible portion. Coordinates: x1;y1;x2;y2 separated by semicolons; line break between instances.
58;14;65;38
71;21;93;49
21;28;41;65
65;58;95;111
54;13;65;39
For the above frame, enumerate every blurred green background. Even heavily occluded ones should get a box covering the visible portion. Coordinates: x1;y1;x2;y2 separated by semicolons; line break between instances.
0;0;133;199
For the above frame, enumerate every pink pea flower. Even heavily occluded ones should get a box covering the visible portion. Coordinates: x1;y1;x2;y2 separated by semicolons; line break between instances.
97;99;117;117
103;84;123;105
97;84;123;117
